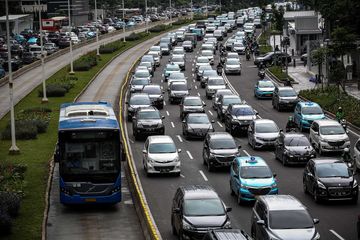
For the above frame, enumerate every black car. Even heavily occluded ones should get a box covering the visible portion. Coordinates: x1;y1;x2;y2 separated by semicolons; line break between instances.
182;113;214;139
48;32;60;44
203;132;241;171
142;84;164;109
3;57;22;71
254;51;291;67
303;158;358;203
171;185;232;240
180;96;205;119
200;69;218;88
274;132;316;166
126;93;152;121
22;52;36;64
272;86;299;111
183;40;194;52
216;95;242;122
203;229;252;240
224;104;258;135
132;107;165;140
58;37;71;48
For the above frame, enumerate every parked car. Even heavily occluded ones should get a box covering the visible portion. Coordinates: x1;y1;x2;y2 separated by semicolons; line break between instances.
303;158;358;203
171;185;232;239
182;113;214;139
254;51;291;67
251;195;320;240
132;106;165;139
143;135;181;176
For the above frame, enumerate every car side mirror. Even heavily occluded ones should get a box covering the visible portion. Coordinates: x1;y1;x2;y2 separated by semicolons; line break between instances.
182;120;186;123
238;145;242;150
54;143;60;162
161;116;165;119
178;149;182;153
226;207;232;212
142;149;147;154
256;220;265;226
211;119;215;123
313;218;319;224
173;208;180;213
132;116;136;120
125;101;129;104
273;173;277;178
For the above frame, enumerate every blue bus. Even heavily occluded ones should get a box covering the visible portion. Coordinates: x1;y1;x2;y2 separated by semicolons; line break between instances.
55;102;123;204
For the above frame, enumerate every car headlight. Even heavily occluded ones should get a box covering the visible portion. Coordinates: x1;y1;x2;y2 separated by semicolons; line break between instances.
147;158;154;164
182;220;194;230
137;123;143;127
317;180;326;189
320;138;328;143
223;219;231;229
240;183;248;189
128;107;133;111
353;179;358;188
271;182;277;188
312;232;320;240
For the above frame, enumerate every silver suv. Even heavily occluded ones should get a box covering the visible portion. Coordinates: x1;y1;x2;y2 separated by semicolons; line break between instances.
309;119;350;155
251;195;320;240
142;135;181;176
248;119;280;150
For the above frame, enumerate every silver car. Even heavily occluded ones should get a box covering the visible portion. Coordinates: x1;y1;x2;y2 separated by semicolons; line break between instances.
224;58;241;75
201;50;214;65
195;56;211;71
212;89;233;110
248;119;280;149
142;135;181;176
205;76;227;99
147;51;161;66
170;55;185;70
180;96;206;119
168;82;189;104
182;113;215;139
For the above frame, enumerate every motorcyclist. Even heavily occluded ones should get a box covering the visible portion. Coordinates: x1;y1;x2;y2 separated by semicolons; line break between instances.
285;116;297;132
336;107;344;122
217;62;223;75
245;48;251;60
284;78;292;87
342;148;353;166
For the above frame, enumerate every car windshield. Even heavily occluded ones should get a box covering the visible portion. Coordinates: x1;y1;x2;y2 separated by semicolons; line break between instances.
160;43;168;48
184;199;225;216
316;163;350;178
140;62;151;67
143;86;161;94
223;97;241;106
285;136;310;146
149;143;176;153
202;51;213;56
184;98;202;106
258;81;274;88
171;84;187;91
270;210;314;229
240;166;272;178
173;50;184;55
167;65;180;71
234;42;244;47
197;58;209;63
210;138;236;149
279;89;297;97
208;78;225;85
135;71;150;78
302;106;323;115
172;57;183;62
227;59;240;65
187;115;210;124
129;96;151;105
199;66;212;72
231;107;254;116
204;70;218;76
170;73;185;79
138;111;160;119
132;79;149;85
255;122;278;133
320;125;345;135
150;46;160;51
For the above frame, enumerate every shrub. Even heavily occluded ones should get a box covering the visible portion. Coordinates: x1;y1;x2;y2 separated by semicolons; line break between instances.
38;83;67;97
73;52;97;71
173;19;191;26
0;209;12;235
16;107;51;133
1;120;38;140
22;107;52;114
149;24;168;33
0;192;21;218
0;162;27;195
126;32;141;41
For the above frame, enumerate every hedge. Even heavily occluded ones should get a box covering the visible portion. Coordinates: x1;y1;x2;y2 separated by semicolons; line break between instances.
38;83;67;97
149;24;168;33
73;52;98;71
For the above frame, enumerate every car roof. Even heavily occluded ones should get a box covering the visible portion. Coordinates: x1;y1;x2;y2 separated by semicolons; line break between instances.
130;93;150;98
181;185;219;199
283;132;307;138
187;113;208;117
276;86;294;91
311;158;344;165
208;229;251;240
313;119;341;126
298;101;320;108
216;89;233;94
184;96;201;100
143;84;161;89
137;106;158;112
231;103;251;108
223;94;240;99
148;135;174;144
259;195;307;211
253;119;275;124
208;132;234;140
236;156;268;167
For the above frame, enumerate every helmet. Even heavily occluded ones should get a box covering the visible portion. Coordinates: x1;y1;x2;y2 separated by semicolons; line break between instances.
338;106;343;111
288;116;293;121
344;148;349;153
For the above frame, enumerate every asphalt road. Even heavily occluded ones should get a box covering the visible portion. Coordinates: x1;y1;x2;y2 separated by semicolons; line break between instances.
124;28;360;240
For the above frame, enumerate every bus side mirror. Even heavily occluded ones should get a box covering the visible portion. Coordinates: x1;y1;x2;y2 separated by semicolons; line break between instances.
54;143;60;163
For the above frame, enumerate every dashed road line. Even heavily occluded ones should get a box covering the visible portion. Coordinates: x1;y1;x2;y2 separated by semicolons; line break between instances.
176;135;183;142
329;230;345;240
129;139;134;144
217;121;223;127
199;170;208;181
171;122;175;128
195;85;198;89
197;92;201;96
166;110;170;116
186;150;193;159
180;174;185;178
243;149;251;156
163;101;166;106
208;110;213;116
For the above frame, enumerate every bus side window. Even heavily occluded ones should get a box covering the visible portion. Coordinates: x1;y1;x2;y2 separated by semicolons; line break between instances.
54;142;60;162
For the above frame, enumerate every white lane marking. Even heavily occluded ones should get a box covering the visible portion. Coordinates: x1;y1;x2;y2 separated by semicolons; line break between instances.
192;68;194;72
222;70;240;96
180;174;185;178
192;73;195;77
197;92;201;96
329;230;345;240
195;85;198;89
161;79;164;83
217;121;223;127
208;110;213;116
243;150;251;156
166;110;170;116
129;139;134;144
163;101;166;106
171;122;175;128
186;150;194;159
177;135;183;142
199;170;208;181
193;79;196;83
257;114;262;119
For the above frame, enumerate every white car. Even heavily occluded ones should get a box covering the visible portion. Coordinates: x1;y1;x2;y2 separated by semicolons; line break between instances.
142;135;181;176
248;119;280;149
205;76;227;99
195;56;211;71
201;50;214;65
354;138;360;171
224;58;241;75
309;119;350;155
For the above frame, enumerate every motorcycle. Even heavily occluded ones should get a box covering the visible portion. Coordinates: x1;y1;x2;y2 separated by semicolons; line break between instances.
340;119;347;131
217;66;223;76
258;69;265;79
285;127;297;133
246;52;250;61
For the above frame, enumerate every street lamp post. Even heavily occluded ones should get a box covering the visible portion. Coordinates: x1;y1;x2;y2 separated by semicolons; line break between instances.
145;0;148;33
5;0;20;154
206;0;208;18
169;0;172;25
122;0;126;42
68;0;74;74
219;0;222;14
94;0;100;56
38;0;48;103
191;0;193;20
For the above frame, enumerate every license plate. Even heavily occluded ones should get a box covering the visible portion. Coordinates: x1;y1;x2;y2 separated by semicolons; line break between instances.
160;168;170;173
85;198;96;202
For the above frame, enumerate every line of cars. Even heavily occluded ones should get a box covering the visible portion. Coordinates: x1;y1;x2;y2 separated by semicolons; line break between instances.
126;9;358;240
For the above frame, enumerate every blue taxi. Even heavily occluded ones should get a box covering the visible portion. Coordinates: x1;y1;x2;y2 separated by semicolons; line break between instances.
230;156;278;203
294;101;325;131
254;79;275;99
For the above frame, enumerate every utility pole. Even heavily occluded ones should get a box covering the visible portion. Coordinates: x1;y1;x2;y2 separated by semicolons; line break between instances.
38;0;48;103
68;0;74;74
95;0;100;56
145;0;148;33
169;0;172;25
5;0;20;154
123;0;126;42
191;0;193;20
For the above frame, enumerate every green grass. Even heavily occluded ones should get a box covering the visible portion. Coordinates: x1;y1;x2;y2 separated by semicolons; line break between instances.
300;86;360;127
268;66;294;82
259;45;272;55
0;23;188;239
